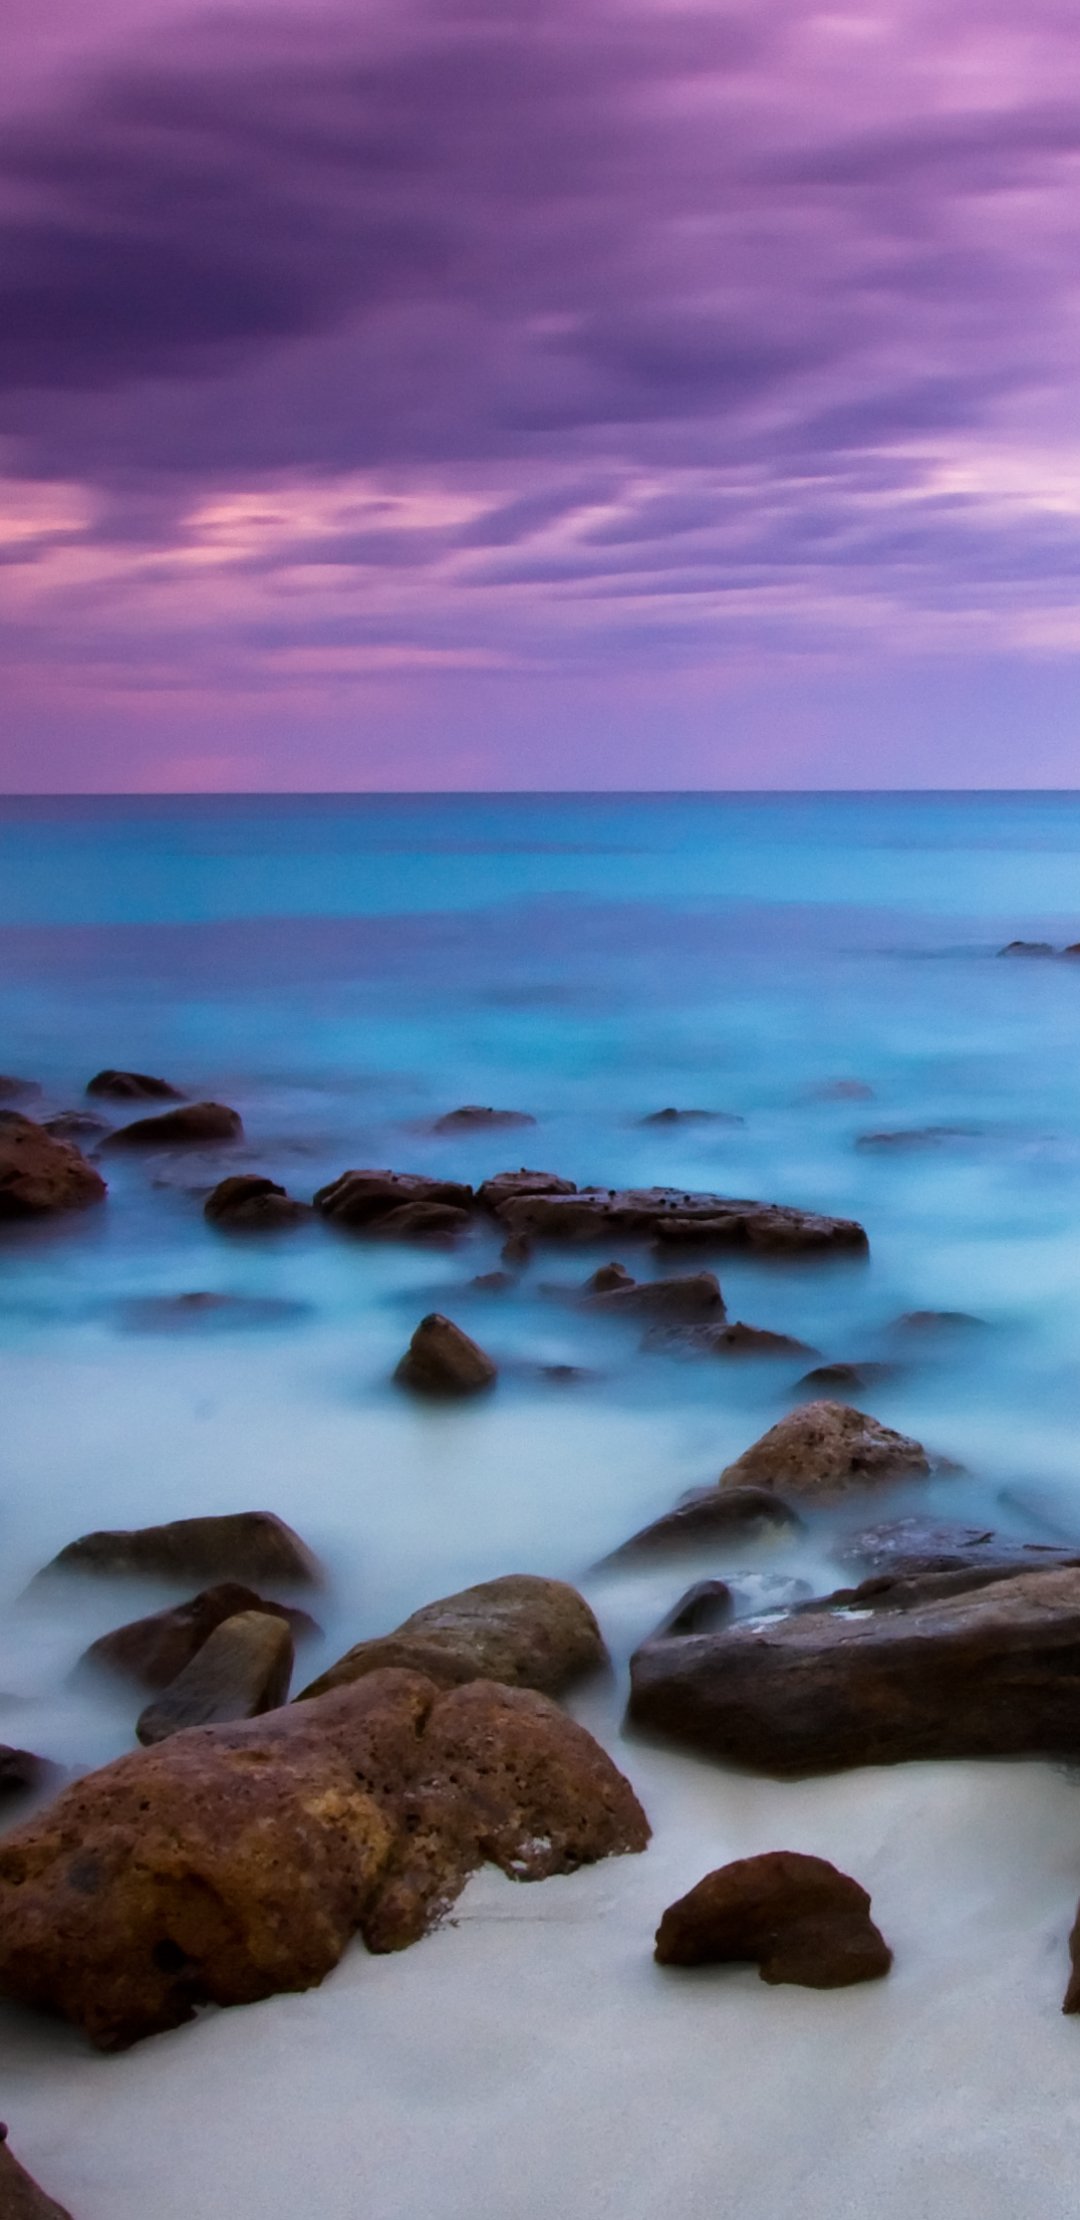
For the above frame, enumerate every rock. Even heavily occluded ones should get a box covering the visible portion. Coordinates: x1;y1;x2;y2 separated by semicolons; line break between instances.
86;1070;184;1101
0;1076;42;1104
654;1852;891;1987
364;1201;473;1241
394;1313;496;1396
855;1126;979;1152
1064;943;1080;958
0;1748;55;1806
80;1583;318;1692
629;1564;1080;1774
647;1581;734;1640
116;1291;307;1333
729;1571;813;1615
889;1309;987;1336
299;1573;605;1701
584;1261;635;1294
433;1106;536;1132
0;1114;106;1220
34;1511;321;1589
639;1107;744;1126
477;1169;577;1210
587;1269;725;1320
0;1668;647;2047
471;1269;514;1291
998;941;1055;957
0;2133;74;2220
716;1401;929;1501
491;1182;868;1256
645;1321;815;1358
136;1611;294;1744
797;1360;898;1391
831;1515;1080;1586
315;1168;474;1230
802;1079;876;1102
101;1102;242;1149
599;1485;802;1565
203;1174;310;1231
42;1111;109;1142
1062;1913;1080;2012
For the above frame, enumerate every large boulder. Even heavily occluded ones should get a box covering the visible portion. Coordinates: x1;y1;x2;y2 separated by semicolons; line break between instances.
34;1511;321;1589
394;1313;496;1396
0;2133;74;2220
716;1401;929;1500
86;1070;183;1100
490;1182;868;1256
0;1668;648;2048
315;1168;474;1230
101;1102;242;1148
299;1573;604;1701
0;1114;106;1220
203;1174;310;1231
136;1612;294;1744
80;1583;316;1691
654;1852;891;1988
629;1565;1080;1775
599;1485;801;1565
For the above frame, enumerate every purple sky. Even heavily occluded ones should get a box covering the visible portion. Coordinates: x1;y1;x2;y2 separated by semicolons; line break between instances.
2;0;1080;790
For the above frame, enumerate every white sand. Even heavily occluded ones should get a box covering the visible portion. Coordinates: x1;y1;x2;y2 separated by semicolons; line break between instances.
5;1704;1080;2220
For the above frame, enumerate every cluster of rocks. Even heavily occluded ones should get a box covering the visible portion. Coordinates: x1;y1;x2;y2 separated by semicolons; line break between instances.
998;940;1080;958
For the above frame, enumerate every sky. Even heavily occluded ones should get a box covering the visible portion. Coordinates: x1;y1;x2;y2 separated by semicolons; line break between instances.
1;0;1079;791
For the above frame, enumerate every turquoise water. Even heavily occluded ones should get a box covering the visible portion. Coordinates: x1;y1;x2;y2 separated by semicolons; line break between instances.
3;790;1080;1770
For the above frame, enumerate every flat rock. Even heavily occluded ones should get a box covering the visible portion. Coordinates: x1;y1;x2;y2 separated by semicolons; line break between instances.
477;1169;577;1210
86;1070;184;1101
855;1126;979;1152
394;1312;496;1396
645;1320;815;1358
629;1565;1080;1774
34;1510;321;1589
599;1484;802;1565
655;1851;891;1987
364;1200;472;1241
137;1611;295;1744
888;1308;987;1337
0;1076;42;1104
998;941;1055;957
491;1183;868;1255
0;2134;74;2220
299;1573;604;1701
0;1115;106;1220
42;1111;109;1142
717;1400;929;1501
315;1168;474;1230
81;1583;317;1692
0;1668;648;2047
203;1174;310;1231
587;1269;725;1320
102;1101;242;1149
0;1747;55;1807
433;1106;536;1132
832;1515;1080;1586
638;1107;744;1126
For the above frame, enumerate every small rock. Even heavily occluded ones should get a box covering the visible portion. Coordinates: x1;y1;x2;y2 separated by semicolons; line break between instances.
0;2134;74;2219
638;1108;744;1126
0;1114;106;1219
204;1174;310;1231
717;1401;929;1501
478;1169;577;1210
0;1747;55;1806
647;1581;734;1640
433;1106;536;1132
102;1102;243;1149
315;1168;474;1229
654;1852;892;1987
42;1111;110;1141
471;1270;514;1291
80;1584;318;1691
394;1313;497;1396
599;1485;802;1565
998;941;1055;957
137;1611;294;1744
801;1079;876;1102
645;1321;814;1358
299;1573;605;1701
0;1076;42;1104
588;1269;725;1320
889;1309;987;1336
34;1511;321;1589
584;1261;636;1294
855;1126;979;1152
797;1360;898;1391
86;1070;184;1101
116;1291;307;1334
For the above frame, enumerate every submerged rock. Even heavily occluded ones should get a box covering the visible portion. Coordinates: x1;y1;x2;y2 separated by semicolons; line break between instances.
315;1168;473;1230
855;1126;979;1152
831;1515;1080;1587
394;1313;496;1396
42;1111;109;1142
638;1107;744;1127
586;1268;726;1320
34;1511;321;1589
801;1079;876;1102
646;1581;735;1641
491;1182;868;1256
136;1611;294;1744
599;1485;802;1565
797;1360;898;1392
888;1308;987;1337
655;1852;891;1988
116;1290;307;1334
80;1583;318;1691
0;2132;74;2220
998;941;1055;957
203;1174;310;1231
0;1114;106;1220
717;1401;929;1501
645;1320;815;1359
102;1101;242;1148
0;1668;648;2048
0;1747;56;1807
364;1200;472;1241
0;1076;42;1104
86;1070;184;1101
629;1564;1080;1774
299;1573;604;1701
433;1105;536;1132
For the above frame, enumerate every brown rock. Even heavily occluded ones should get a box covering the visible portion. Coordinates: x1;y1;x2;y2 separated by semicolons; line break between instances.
0;1668;648;2047
477;1169;577;1210
0;2134;74;2220
42;1111;109;1142
645;1320;814;1358
86;1070;184;1101
0;1076;42;1104
315;1168;474;1229
0;1748;56;1806
80;1583;318;1691
492;1182;868;1256
599;1485;802;1565
647;1581;734;1640
136;1611;294;1744
102;1102;242;1148
831;1515;1080;1588
34;1510;321;1589
394;1313;496;1396
364;1201;472;1241
433;1106;536;1132
299;1572;604;1702
889;1309;986;1336
203;1174;310;1231
629;1564;1080;1775
0;1114;106;1220
717;1401;929;1501
797;1360;897;1391
587;1269;725;1320
639;1107;744;1126
655;1852;891;1987
855;1126;978;1152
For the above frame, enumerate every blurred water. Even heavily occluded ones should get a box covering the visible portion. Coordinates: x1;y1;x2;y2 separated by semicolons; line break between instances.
3;790;1080;1774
